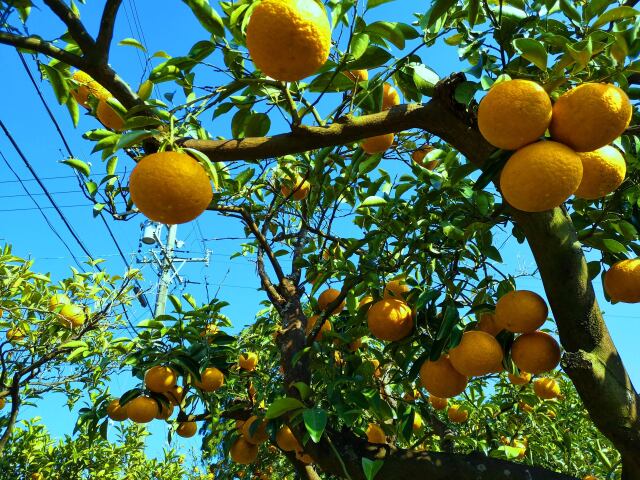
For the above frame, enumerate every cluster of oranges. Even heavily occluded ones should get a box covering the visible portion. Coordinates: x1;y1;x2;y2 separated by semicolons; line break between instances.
70;70;124;132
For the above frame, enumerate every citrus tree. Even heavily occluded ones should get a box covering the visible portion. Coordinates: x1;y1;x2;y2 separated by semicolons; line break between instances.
1;0;640;479
0;245;141;452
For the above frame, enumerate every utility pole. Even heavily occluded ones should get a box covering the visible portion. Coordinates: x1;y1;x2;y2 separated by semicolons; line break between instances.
154;223;177;317
137;222;211;318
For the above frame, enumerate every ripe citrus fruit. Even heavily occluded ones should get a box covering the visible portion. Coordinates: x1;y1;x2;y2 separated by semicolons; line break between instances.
129;151;213;225
155;401;174;420
533;377;561;399
126;396;159;423
604;259;640;303
106;399;128;421
361;133;394;154
48;293;70;312
419;355;468;398
476;312;502;336
477;79;552;150
583;476;598;480
508;371;532;385
58;304;86;328
6;328;26;343
370;358;382;378
317;288;345;314
448;331;504;377
411;146;438;170
348;337;362;352
70;70;111;108
495;290;548;333
574;146;626;199
230;436;259;464
429;395;448;410
177;421;198;438
550;83;632;152
447;404;469;423
296;451;314;464
245;0;331;81
306;314;332;341
195;367;225;392
413;412;423;431
200;323;219;343
96;100;125;132
366;423;386;444
166;385;185;405
239;352;258;371
512;439;527;459
358;295;374;310
511;331;561;374
144;366;177;393
500;140;583;212
382;83;400;110
281;174;310;200
383;279;410;299
242;416;269;444
367;298;413;341
343;69;368;83
0;398;5;409
276;425;300;451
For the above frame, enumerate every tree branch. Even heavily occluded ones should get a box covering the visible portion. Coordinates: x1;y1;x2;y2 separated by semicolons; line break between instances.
94;0;123;64
0;373;21;453
42;0;96;52
0;31;88;69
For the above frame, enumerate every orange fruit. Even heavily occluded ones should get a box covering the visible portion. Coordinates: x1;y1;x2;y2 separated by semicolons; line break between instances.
477;79;552;150
574;146;626;199
126;396;159;423
448;331;504;377
429;395;448;410
511;439;527;459
129;151;213;225
155;401;174;420
242;416;269;444
508;371;532;385
500;141;583;212
275;425;299;451
166;385;185;405
58;304;86;328
519;400;535;413
348;337;362;352
447;404;469;423
343;69;368;83
366;298;413;341
366;423;386;444
419;356;468;398
106;399;128;421
239;352;258;371
195;367;225;392
144;366;178;393
317;288;345;314
370;359;382;378
245;0;331;82
411;147;438;170
550;83;632;152
361;133;394;154
295;450;314;464
358;295;374;310
382;83;400;110
383;279;410;299
0;398;5;410
70;70;111;108
305;314;332;341
48;293;70;312
413;412;423;431
177;421;198;438
280;174;310;201
96;99;125;131
495;290;548;333
533;377;561;399
230;436;259;464
200;323;220;343
582;476;598;480
511;331;561;374
604;259;640;303
476;312;502;336
6;328;26;343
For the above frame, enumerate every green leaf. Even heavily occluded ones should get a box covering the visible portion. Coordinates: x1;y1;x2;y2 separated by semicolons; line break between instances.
41;64;69;105
436;305;459;341
181;0;225;37
303;408;327;443
292;382;312;401
358;196;387;208
412;64;439;96
362;458;384;480
365;22;419;50
367;0;395;8
513;38;548;71
115;130;156;150
350;33;370;60
138;80;154;100
559;0;581;23
426;0;457;27
468;0;480;26
591;6;639;29
244;112;271;137
265;398;306;419
61;158;91;177
346;46;393;70
118;37;146;51
602;238;628;254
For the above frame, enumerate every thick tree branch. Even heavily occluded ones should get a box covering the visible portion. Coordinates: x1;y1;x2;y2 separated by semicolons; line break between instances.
94;0;123;64
0;31;88;69
42;0;96;52
0;373;21;453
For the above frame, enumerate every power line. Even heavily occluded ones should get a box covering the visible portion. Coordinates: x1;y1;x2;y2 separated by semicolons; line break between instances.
0;150;85;271
0;172;129;184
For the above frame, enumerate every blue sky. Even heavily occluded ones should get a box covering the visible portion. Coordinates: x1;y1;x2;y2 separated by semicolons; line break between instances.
0;0;638;464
